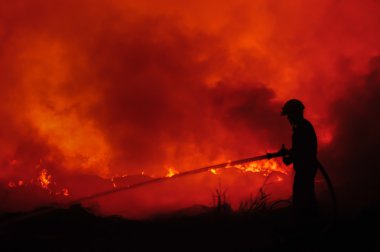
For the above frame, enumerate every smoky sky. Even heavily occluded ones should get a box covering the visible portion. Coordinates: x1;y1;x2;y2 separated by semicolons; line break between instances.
1;0;380;213
320;56;380;211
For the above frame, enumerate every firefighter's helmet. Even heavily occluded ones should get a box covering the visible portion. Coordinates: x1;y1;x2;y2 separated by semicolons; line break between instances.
281;99;305;116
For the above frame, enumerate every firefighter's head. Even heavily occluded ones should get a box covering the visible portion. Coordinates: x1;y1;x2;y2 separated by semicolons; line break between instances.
281;99;304;125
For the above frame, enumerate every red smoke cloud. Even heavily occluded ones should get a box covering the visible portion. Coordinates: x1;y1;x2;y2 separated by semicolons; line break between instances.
1;0;380;218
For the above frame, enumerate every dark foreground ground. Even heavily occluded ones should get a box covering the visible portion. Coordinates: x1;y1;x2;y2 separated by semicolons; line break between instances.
0;204;379;252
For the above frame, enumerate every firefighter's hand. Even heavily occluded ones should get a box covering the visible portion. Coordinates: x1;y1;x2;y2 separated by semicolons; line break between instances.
266;144;289;159
277;144;289;156
282;155;293;166
279;145;292;165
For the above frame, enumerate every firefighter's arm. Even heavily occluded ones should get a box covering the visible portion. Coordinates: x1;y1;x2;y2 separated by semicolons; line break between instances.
281;146;293;166
267;144;293;165
282;153;293;166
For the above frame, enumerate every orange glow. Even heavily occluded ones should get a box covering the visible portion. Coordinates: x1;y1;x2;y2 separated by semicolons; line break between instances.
209;169;219;175
1;0;379;219
165;167;179;178
39;169;52;190
232;160;287;176
7;180;25;188
276;176;284;182
7;170;70;198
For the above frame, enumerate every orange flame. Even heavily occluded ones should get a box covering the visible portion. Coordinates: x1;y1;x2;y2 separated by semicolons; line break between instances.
229;159;287;176
165;167;179;177
39;169;52;189
7;174;70;197
209;169;219;175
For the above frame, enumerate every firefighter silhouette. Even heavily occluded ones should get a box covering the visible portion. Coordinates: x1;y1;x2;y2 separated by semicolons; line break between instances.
281;99;319;221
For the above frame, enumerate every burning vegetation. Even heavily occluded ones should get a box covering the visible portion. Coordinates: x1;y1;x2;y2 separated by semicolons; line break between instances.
7;167;70;197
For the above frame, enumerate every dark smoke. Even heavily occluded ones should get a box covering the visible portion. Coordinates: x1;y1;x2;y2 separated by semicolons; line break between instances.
320;56;380;214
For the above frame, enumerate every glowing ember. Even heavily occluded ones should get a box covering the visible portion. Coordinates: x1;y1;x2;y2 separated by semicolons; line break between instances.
209;169;219;175
7;180;24;188
7;170;70;198
165;167;179;178
39;169;52;189
62;188;69;197
275;176;284;182
111;178;117;188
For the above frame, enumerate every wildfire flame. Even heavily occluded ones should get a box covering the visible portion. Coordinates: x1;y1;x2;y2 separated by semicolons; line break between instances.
227;159;287;176
163;159;287;178
7;166;69;197
39;169;52;189
165;167;179;177
209;169;219;175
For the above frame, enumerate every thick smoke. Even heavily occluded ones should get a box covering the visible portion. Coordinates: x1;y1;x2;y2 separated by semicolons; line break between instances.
320;56;380;213
1;0;380;216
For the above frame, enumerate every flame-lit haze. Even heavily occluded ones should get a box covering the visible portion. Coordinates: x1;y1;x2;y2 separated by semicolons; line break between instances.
1;0;380;218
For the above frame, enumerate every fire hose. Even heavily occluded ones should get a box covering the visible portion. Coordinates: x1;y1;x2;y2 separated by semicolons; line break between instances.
71;145;337;218
71;151;285;203
0;151;284;226
317;160;337;217
0;146;337;226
